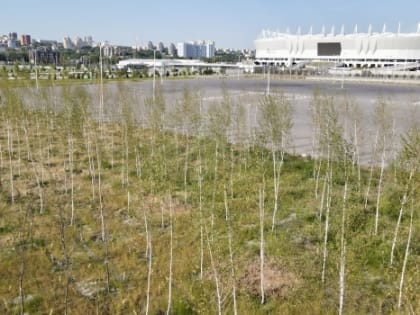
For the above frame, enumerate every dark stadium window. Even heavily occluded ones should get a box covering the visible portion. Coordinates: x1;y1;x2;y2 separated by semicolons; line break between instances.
317;42;341;56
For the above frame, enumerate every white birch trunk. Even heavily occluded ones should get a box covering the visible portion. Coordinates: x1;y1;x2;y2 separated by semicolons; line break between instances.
205;226;222;315
321;136;332;283
398;198;414;309
259;185;265;304
228;227;237;315
224;181;238;314
68;133;75;226
319;174;327;220
364;130;379;211
374;142;386;235
144;208;152;315
166;197;173;315
198;149;204;280
7;122;14;204
390;169;414;265
339;181;348;315
321;177;331;283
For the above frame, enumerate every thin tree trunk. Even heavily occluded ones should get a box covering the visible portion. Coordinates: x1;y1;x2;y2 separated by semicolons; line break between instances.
127;191;130;216
271;147;278;231
160;199;165;229
124;127;129;188
59;206;70;315
259;184;265;304
311;124;318;178
96;143;106;242
212;142;219;210
339;181;348;315
198;149;204;280
321;175;331;283
364;130;379;211
321;133;332;283
205;226;222;315
84;126;95;201
135;147;141;178
68;133;75;226
224;184;229;221
230;145;234;199
35;117;45;186
391;119;397;183
27;141;43;214
374;141;386;235
314;159;322;200
228;224;237;315
18;222;26;315
166;197;173;315
223;180;238;314
111;131;114;169
23;120;31;163
16;124;21;177
390;169;414;265
184;133;189;204
271;148;284;232
96;141;110;294
398;197;414;309
319;174;327;220
353;120;361;193
144;207;152;315
7;122;14;204
211;142;219;238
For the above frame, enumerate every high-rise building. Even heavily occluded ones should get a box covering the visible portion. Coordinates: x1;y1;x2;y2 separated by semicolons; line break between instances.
8;32;18;49
103;44;115;58
63;36;74;49
20;34;31;46
177;40;216;58
84;36;93;46
9;32;17;41
205;41;216;58
168;43;177;57
147;41;155;50
74;36;83;49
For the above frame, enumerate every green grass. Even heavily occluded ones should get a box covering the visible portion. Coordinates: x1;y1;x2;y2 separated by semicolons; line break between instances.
0;85;418;314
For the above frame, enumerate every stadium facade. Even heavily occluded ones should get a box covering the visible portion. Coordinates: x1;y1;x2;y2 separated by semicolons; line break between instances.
255;25;420;69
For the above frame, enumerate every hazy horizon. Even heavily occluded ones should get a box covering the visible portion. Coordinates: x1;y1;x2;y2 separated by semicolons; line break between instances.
2;0;420;49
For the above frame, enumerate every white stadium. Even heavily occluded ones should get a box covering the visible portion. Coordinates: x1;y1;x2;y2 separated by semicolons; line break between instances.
255;25;420;71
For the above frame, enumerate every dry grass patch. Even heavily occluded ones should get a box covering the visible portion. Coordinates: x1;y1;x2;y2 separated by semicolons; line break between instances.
241;256;300;300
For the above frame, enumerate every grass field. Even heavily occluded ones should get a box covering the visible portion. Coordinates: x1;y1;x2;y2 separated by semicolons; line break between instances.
0;83;418;314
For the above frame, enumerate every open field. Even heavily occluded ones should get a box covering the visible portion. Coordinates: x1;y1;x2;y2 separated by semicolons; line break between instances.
0;79;419;314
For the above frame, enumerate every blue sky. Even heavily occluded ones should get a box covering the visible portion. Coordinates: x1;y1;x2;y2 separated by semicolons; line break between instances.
2;0;420;49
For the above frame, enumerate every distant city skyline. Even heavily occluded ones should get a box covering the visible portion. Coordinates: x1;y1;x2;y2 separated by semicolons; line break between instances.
1;0;420;49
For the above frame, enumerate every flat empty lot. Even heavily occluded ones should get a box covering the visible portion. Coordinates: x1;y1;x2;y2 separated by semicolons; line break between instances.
18;77;419;163
128;77;420;162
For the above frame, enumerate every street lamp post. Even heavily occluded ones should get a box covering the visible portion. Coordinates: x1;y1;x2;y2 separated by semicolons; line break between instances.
153;49;156;104
34;50;39;90
99;43;104;125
